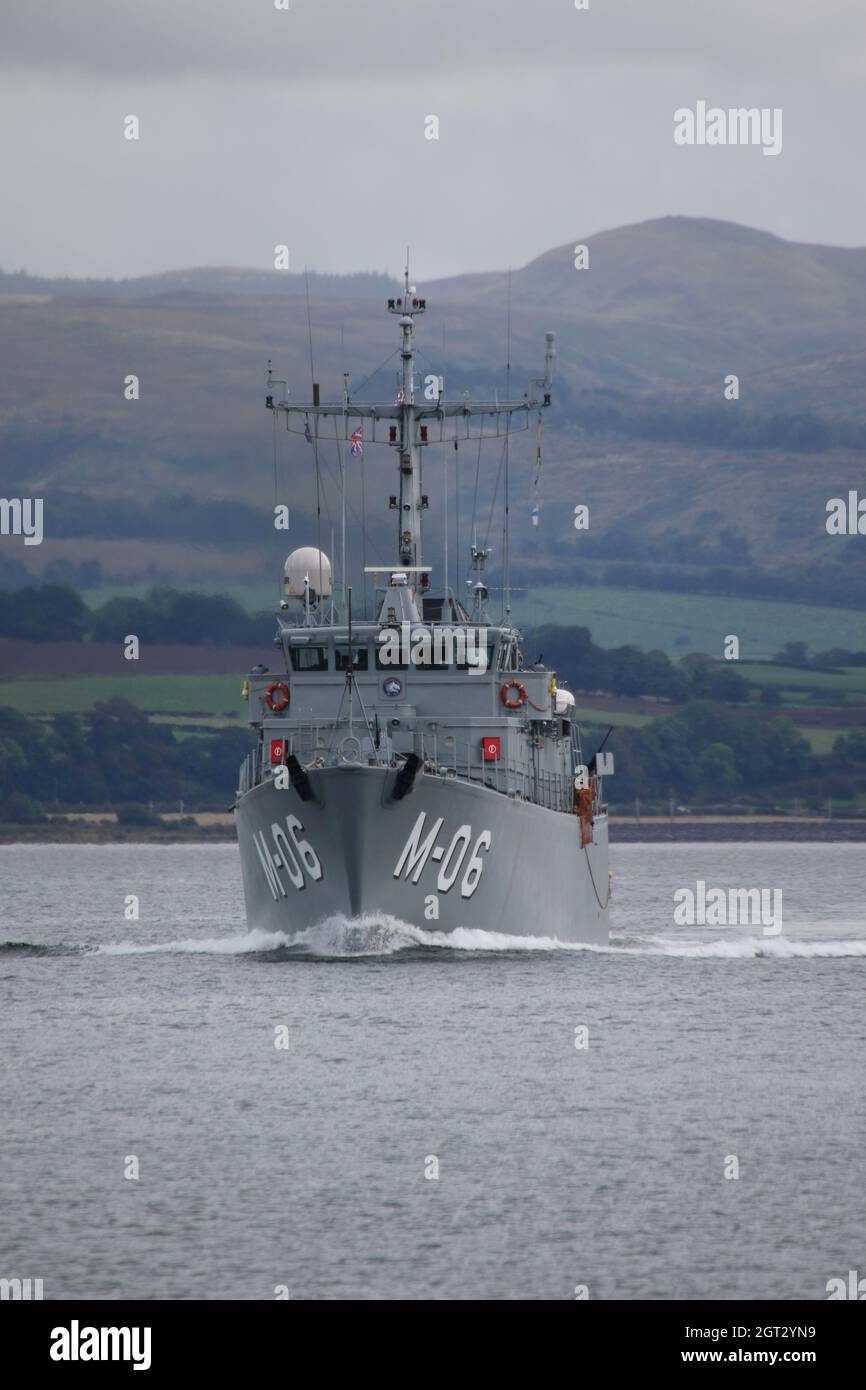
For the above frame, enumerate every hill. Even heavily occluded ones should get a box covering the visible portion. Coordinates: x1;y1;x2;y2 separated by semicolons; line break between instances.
2;216;865;615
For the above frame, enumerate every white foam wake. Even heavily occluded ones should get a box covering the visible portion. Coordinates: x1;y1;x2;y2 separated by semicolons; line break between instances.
95;927;296;956
93;915;582;957
91;916;866;959
637;933;866;959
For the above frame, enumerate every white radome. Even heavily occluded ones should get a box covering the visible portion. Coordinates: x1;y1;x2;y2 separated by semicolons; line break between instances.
283;547;333;600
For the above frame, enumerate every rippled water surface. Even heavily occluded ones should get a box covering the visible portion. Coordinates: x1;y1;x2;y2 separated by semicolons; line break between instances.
1;842;864;1300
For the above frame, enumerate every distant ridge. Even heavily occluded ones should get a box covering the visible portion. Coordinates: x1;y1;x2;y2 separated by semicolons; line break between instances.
2;214;865;599
0;266;399;300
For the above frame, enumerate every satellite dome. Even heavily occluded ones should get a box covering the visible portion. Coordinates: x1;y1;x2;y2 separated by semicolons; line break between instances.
283;547;332;601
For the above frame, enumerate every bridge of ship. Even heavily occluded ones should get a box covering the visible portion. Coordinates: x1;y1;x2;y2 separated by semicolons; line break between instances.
237;619;584;813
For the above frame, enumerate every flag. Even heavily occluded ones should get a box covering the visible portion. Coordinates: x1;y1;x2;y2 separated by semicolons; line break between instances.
395;388;404;404
531;503;539;528
304;419;312;444
350;428;363;457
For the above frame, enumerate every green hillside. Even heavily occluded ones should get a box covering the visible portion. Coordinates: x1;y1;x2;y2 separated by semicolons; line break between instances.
513;586;866;658
2;215;865;619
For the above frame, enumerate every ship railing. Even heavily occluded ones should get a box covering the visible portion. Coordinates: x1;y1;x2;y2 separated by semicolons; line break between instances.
415;731;572;813
239;724;572;812
236;745;261;796
283;721;396;768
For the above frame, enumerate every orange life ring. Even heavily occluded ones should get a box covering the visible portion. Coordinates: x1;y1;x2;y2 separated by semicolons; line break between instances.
500;679;527;709
265;680;290;712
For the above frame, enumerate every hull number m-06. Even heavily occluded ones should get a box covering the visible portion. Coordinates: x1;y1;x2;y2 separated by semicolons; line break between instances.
254;815;323;899
393;813;492;898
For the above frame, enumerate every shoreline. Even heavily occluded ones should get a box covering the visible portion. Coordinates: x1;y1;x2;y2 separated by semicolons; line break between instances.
610;817;866;842
1;815;865;845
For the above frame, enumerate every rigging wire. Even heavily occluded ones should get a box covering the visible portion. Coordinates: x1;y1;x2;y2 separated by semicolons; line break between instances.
300;319;398;618
360;431;368;618
297;417;380;553
272;407;281;604
332;415;347;616
482;436;507;554
351;347;400;399
443;441;448;601
469;417;485;552
454;438;460;599
502;268;512;624
304;269;324;608
343;355;369;619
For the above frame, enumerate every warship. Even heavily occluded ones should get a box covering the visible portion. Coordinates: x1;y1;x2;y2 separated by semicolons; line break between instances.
234;275;612;943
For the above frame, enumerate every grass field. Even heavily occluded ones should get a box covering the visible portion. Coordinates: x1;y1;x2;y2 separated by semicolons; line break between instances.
738;663;866;696
572;705;653;728
78;580;866;664
1;672;860;767
513;587;866;660
796;727;853;755
0;674;245;717
82;579;338;614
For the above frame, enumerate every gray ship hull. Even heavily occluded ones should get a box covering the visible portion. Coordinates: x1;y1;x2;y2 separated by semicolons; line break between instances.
236;765;610;944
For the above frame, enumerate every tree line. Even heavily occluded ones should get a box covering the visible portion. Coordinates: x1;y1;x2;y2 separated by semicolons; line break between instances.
0;585;272;646
589;705;866;810
526;625;751;703
2;696;864;822
0;699;252;822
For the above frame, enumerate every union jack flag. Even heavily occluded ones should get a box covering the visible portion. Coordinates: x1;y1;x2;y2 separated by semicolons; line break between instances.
350;428;363;457
395;388;404;404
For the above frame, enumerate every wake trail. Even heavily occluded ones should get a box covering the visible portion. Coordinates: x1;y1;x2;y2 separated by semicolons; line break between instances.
86;919;866;959
4;921;866;959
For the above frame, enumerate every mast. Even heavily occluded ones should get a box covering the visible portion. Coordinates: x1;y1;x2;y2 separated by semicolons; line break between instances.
388;261;424;571
264;278;556;616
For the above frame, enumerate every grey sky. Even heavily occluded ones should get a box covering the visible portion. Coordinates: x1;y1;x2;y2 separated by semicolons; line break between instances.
2;0;864;279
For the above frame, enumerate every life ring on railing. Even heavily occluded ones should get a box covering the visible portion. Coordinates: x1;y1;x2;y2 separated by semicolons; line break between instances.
265;680;290;712
500;679;527;709
338;735;362;764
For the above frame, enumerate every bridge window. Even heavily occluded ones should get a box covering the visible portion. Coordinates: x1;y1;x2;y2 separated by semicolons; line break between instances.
335;644;369;671
290;645;328;671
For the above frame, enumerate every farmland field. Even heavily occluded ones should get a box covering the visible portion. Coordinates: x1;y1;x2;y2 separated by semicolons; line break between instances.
513;586;866;659
572;705;653;728
0;674;245;716
796;727;854;755
74;580;866;663
737;663;866;696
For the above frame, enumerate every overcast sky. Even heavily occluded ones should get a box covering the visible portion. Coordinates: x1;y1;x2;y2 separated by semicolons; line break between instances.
1;0;864;280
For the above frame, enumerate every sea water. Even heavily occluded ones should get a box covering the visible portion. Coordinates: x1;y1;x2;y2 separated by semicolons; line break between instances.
1;842;864;1300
